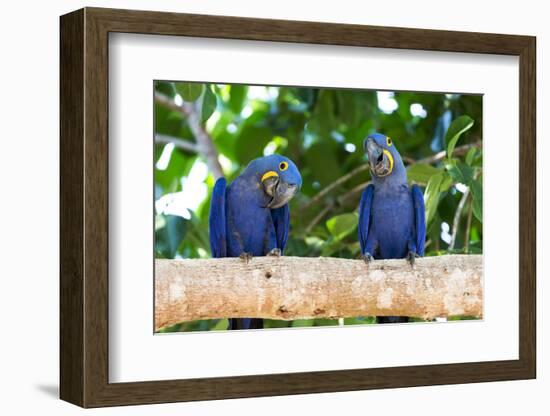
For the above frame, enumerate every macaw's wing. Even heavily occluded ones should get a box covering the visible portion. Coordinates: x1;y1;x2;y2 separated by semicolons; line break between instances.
271;204;290;252
412;184;426;256
209;177;227;258
358;184;375;255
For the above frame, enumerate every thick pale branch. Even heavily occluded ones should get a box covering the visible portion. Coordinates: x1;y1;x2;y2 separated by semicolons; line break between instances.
155;255;483;330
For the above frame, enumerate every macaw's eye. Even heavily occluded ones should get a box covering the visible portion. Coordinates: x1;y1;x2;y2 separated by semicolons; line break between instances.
279;161;288;171
386;137;393;146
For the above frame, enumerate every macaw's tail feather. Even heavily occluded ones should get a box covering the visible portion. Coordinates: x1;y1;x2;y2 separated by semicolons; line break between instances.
229;318;264;330
376;316;410;324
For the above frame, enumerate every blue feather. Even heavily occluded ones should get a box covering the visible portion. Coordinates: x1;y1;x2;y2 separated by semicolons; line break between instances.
412;184;426;256
271;205;290;252
358;184;374;255
209;178;227;258
209;155;301;330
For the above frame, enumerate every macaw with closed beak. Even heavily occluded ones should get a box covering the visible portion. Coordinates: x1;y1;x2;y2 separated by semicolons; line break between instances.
209;154;302;330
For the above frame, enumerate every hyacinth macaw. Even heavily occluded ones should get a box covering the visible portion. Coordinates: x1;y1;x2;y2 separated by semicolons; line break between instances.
358;133;426;324
209;154;302;330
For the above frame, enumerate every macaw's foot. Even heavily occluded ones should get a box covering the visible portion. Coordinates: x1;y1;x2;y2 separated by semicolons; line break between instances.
362;253;374;264
267;248;282;257
239;252;253;263
407;251;419;267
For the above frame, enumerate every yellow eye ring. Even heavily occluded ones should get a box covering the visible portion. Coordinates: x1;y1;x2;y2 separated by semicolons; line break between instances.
386;137;393;146
279;161;288;171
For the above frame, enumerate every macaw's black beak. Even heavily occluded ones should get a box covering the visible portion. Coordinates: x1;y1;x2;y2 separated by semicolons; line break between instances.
262;174;298;209
364;138;393;177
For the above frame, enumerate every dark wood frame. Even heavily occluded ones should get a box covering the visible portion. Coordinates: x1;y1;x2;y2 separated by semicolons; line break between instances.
60;7;536;408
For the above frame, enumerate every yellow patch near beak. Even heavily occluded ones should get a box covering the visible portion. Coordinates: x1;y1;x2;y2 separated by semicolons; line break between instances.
382;149;394;174
261;170;279;182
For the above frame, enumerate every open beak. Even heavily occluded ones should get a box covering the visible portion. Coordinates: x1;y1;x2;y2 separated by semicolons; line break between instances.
365;138;393;177
261;172;299;209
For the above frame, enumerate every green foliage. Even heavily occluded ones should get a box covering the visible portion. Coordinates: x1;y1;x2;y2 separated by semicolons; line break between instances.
446;115;474;160
154;81;483;331
424;172;445;225
200;86;218;123
326;213;358;241
175;83;203;102
407;163;443;185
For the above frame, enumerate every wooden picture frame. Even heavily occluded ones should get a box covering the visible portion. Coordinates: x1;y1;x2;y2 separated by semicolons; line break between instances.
60;7;536;407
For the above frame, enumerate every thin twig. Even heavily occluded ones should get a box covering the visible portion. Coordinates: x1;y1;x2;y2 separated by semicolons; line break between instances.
449;188;470;250
155;91;224;179
464;196;474;253
411;141;482;166
155;133;198;153
304;204;333;234
302;164;370;210
154;91;191;116
338;181;371;205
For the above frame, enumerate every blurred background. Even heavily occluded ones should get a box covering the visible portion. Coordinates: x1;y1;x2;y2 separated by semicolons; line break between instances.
154;81;483;332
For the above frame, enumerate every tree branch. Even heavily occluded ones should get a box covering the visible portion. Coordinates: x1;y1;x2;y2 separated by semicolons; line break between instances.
302;164;370;210
449;188;470;250
410;141;482;166
154;91;224;179
464;197;474;253
155;254;483;330
304;203;333;234
155;133;198;153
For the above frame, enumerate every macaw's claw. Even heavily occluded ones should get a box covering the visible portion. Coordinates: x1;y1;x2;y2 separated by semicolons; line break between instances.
239;252;253;263
362;253;374;264
407;251;419;267
267;248;282;257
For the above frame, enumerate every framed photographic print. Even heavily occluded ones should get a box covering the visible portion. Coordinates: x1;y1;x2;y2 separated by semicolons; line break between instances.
60;7;536;408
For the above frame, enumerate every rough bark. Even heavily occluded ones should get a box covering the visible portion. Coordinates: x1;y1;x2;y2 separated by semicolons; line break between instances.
155;255;483;330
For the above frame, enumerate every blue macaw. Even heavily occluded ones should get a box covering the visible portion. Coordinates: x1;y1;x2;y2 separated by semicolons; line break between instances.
358;133;426;324
209;154;302;330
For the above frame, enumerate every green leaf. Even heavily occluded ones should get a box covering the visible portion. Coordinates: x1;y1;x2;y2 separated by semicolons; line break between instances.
175;82;204;102
439;171;454;192
424;172;444;224
291;319;315;327
470;177;483;222
465;147;478;166
446;115;474;159
344;316;376;325
234;125;272;165
211;319;229;331
155;81;176;97
446;161;474;184
312;318;339;326
326;213;358;241
229;85;248;114
303;141;342;186
155;214;187;258
201;86;218;123
309;90;336;136
155;149;194;196
263;319;291;328
407;163;443;184
154;103;184;137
